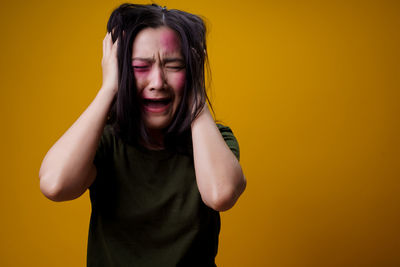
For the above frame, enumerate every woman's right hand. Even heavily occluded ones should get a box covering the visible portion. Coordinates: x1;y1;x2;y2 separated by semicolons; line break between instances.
101;32;119;94
39;32;122;202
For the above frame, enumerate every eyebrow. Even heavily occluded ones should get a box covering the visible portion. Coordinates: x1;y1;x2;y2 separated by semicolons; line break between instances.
132;57;153;62
163;58;184;64
132;57;184;64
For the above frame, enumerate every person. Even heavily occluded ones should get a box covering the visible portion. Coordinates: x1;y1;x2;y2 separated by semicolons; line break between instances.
39;3;246;266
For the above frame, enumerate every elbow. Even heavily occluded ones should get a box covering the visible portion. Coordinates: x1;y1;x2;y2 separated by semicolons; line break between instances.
39;162;64;201
39;159;92;202
206;195;235;212
39;171;77;202
204;175;247;212
39;175;65;202
39;164;93;202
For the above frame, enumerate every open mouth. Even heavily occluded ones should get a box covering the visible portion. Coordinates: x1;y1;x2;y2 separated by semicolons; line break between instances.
142;98;172;113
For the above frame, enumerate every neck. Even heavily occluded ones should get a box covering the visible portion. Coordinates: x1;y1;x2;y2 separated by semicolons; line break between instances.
144;129;165;150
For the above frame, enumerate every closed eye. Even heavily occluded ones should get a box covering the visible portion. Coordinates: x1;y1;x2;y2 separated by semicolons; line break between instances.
165;65;185;71
133;65;150;71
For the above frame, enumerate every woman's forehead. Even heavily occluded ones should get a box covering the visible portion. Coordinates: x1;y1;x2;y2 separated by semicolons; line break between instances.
132;26;182;57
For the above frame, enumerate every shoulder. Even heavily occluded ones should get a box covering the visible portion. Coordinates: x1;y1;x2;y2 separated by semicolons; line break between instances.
217;123;234;135
102;124;115;138
99;124;118;147
216;123;237;140
216;123;240;160
94;124;117;163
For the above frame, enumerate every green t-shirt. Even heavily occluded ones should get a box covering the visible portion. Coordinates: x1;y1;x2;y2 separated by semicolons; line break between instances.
87;124;240;267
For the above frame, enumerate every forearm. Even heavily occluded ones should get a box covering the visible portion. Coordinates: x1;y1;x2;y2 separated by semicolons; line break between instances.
191;106;246;211
39;87;115;201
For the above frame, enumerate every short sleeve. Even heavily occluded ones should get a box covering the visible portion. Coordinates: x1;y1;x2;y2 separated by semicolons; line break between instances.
91;124;114;190
93;125;114;166
217;124;240;161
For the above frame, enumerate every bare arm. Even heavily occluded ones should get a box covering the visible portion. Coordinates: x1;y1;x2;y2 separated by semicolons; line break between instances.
191;105;246;211
39;33;119;201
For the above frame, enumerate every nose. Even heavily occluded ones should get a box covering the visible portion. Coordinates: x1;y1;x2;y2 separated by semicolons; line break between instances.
148;65;166;91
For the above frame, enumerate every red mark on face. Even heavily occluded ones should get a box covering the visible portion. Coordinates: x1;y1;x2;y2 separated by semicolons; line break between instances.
173;70;186;92
132;62;150;72
160;29;181;54
130;27;187;131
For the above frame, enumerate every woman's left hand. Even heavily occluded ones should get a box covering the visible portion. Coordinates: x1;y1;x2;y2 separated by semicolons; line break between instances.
191;105;246;212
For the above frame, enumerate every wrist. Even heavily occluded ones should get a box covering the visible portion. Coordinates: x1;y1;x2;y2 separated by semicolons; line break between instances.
99;85;118;96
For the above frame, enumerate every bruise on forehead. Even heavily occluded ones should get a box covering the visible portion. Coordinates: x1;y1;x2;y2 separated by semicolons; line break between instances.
159;28;181;53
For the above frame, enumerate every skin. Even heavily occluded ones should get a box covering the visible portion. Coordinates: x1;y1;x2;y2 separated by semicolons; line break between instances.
132;27;186;143
191;103;246;211
39;26;246;211
38;33;118;201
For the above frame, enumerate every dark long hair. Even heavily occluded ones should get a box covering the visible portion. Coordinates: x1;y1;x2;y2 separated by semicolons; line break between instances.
106;3;211;151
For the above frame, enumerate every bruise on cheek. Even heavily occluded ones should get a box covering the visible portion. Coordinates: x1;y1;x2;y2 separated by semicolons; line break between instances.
133;69;149;77
174;71;186;93
133;70;147;91
133;71;148;91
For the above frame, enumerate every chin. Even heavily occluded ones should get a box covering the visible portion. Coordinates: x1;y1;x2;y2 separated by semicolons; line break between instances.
144;117;172;131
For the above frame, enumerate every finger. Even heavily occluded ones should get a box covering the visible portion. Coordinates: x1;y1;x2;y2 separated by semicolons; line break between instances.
103;32;109;45
111;37;119;53
104;32;112;55
102;33;107;57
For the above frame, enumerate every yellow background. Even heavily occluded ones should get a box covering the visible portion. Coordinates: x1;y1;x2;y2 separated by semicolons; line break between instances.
0;0;399;266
